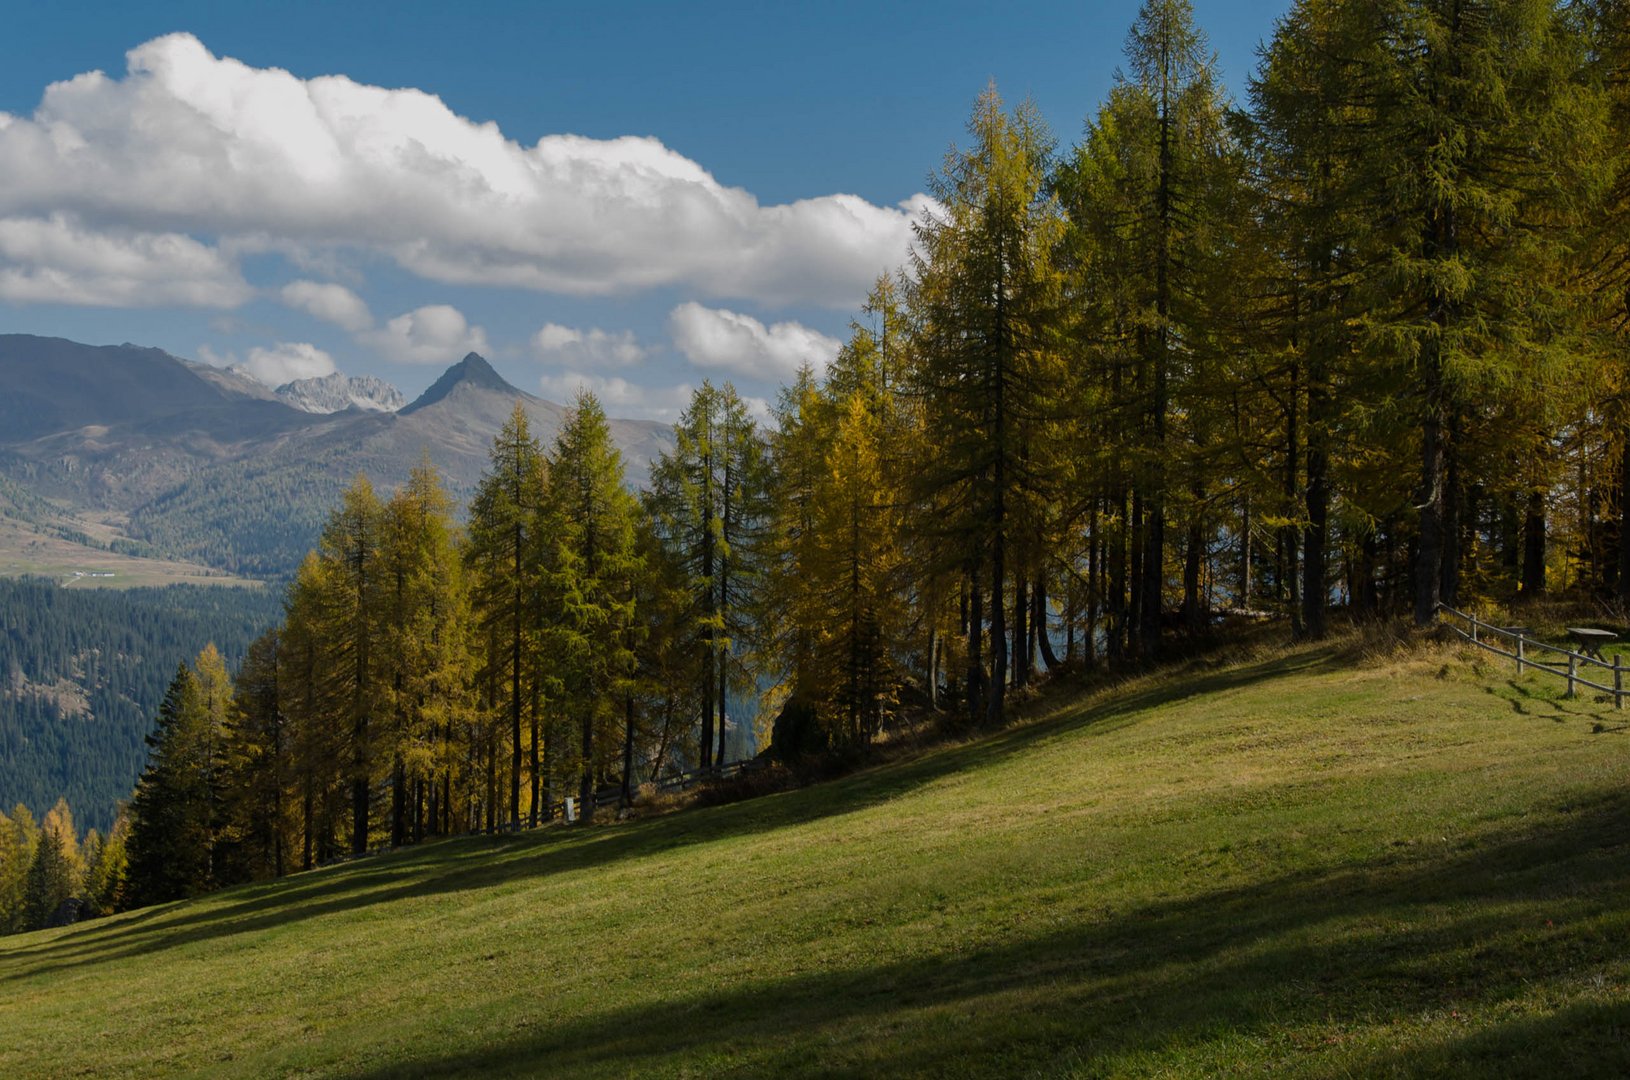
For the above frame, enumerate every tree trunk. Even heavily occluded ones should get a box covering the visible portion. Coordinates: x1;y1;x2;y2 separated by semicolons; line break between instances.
967;566;984;725
1036;572;1061;672
1303;370;1329;638
621;694;636;809
1239;496;1252;610
927;628;940;709
529;677;540;828
1182;495;1203;636
579;708;595;824
1522;490;1546;598
1619;434;1630;605
1012;575;1029;688
1415;396;1446;626
989;531;1008;725
1440;421;1462;609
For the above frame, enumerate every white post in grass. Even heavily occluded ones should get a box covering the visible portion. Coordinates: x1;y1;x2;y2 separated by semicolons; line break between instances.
1517;635;1525;675
1568;653;1578;699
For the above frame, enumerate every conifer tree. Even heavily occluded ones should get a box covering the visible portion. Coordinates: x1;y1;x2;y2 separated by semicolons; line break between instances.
0;805;38;933
542;392;643;821
380;463;475;843
317;477;386;853
126;663;212;905
467;406;546;828
282;552;344;867
80;811;129;917
227;628;291;879
1340;0;1603;622
910;84;1063;723
809;392;909;743
22;826;74;929
648;382;769;767
1061;1;1235;654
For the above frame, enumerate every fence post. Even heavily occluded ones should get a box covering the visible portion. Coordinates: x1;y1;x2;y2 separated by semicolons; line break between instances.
1616;655;1624;712
1471;616;1478;645
1517;635;1525;675
1568;653;1578;699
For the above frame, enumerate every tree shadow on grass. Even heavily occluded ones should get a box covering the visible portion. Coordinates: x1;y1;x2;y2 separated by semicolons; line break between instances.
5;651;1352;978
322;792;1630;1079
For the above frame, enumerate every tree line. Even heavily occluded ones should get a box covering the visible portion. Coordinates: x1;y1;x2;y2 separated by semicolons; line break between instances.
0;798;127;933
20;0;1630;921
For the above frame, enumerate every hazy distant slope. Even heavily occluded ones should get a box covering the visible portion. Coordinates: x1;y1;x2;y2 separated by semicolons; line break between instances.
0;338;673;578
0;335;254;442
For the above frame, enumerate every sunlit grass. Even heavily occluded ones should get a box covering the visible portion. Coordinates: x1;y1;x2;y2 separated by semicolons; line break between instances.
2;634;1626;1077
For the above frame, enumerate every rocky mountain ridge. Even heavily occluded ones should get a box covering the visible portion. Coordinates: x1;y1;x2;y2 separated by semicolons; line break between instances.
273;371;406;414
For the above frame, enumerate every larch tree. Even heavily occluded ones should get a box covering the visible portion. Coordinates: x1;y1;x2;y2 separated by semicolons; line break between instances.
1340;0;1604;623
467;405;546;828
1061;0;1236;655
381;461;475;843
542;392;642;822
226;628;290;880
316;476;386;854
910;84;1064;724
647;382;769;768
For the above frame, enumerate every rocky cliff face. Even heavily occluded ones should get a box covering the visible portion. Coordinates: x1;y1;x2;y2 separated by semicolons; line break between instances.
274;372;406;414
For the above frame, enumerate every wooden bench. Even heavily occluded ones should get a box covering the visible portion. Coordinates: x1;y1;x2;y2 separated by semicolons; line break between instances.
1565;627;1617;661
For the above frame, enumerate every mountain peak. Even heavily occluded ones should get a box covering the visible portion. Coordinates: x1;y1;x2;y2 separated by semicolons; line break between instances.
401;353;521;414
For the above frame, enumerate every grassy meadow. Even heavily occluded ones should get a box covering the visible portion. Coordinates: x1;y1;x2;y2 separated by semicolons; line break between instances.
2;634;1627;1078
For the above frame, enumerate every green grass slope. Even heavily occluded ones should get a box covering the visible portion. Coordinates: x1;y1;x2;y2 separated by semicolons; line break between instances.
3;639;1628;1078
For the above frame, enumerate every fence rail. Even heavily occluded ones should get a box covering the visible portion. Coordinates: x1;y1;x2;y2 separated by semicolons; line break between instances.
1437;602;1625;709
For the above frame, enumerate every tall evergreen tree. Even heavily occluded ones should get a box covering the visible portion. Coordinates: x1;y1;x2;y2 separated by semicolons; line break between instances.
648;382;769;767
317;477;386;854
125;664;212;906
1062;1;1236;654
910;84;1063;723
543;392;643;822
22;826;74;929
467;406;546;828
1337;0;1604;622
226;628;291;880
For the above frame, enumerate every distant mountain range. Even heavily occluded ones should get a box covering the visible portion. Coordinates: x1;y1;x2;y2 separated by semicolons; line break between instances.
0;334;674;580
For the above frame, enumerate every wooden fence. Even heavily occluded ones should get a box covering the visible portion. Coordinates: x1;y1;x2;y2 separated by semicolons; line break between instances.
1437;602;1625;709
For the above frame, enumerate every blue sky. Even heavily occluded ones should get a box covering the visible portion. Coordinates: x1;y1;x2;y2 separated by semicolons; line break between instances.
0;1;1289;417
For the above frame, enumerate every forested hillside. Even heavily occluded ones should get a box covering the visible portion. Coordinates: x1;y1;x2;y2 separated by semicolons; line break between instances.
0;580;281;830
81;0;1630;920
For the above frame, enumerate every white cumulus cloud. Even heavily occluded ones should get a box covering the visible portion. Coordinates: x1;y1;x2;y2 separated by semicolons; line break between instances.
280;279;372;331
361;303;488;365
531;323;650;367
202;341;337;387
0;34;926;308
0;213;249;308
668;301;841;381
538;371;696;422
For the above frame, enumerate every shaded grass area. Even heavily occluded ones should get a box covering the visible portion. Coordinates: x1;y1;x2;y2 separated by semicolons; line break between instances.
2;639;1627;1078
